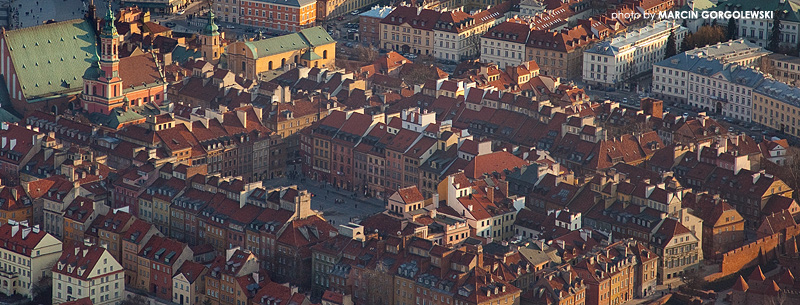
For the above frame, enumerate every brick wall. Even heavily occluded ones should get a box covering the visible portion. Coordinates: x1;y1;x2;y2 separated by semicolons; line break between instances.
718;234;780;277
712;224;800;279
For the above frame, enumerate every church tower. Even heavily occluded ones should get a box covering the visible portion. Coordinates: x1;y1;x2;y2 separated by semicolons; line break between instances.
200;11;221;64
82;4;125;114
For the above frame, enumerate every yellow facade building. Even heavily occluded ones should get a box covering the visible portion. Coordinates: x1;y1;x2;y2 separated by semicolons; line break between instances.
227;27;336;80
753;78;800;137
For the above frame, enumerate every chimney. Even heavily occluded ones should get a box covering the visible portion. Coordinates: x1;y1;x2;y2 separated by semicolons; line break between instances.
236;109;247;129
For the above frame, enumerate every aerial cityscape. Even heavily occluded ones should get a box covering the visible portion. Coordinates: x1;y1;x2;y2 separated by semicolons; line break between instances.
0;0;798;304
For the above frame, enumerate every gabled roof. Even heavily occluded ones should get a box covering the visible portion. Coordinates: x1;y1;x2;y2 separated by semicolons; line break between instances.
175;260;207;283
53;243;113;280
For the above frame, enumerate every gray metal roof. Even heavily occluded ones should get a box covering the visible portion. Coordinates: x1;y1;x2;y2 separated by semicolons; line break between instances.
685;39;771;63
754;78;800;108
585;20;684;56
360;5;395;18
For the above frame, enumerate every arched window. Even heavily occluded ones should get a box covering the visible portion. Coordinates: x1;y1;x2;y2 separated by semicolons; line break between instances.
323;50;328;59
281;58;286;66
268;61;273;70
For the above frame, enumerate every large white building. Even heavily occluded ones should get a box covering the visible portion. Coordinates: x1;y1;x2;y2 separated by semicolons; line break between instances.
480;20;531;68
0;221;62;299
653;53;765;121
653;39;770;105
583;20;686;90
706;0;800;48
51;243;124;305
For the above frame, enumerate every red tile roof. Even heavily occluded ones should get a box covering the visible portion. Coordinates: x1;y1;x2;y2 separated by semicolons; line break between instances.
119;53;166;89
397;186;424;204
53;243;114;280
463;151;527;179
139;235;188;268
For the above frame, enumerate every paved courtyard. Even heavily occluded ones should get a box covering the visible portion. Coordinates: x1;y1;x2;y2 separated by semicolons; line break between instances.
262;171;386;227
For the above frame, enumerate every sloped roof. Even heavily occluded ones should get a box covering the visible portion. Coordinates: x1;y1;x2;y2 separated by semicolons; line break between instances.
53;243;112;280
244;26;334;59
5;19;97;101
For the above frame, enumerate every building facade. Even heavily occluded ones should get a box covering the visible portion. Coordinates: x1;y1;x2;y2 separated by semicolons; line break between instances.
379;5;441;55
480;20;530;68
359;6;395;46
51;243;124;305
653;53;764;121
753;78;800;137
239;0;317;32
583;21;686;90
226;27;335;79
0;221;62;298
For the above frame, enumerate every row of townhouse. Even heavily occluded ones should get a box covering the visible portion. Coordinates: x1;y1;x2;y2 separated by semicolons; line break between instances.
480;18;607;79
301;108;445;198
377;4;510;59
311;231;525;305
300;106;539;200
529;236;659;304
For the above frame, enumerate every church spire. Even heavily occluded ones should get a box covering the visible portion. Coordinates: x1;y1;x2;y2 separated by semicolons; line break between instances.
101;2;117;37
202;10;220;37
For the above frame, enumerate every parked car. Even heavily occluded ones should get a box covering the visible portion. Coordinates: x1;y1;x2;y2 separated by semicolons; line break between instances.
226;25;235;29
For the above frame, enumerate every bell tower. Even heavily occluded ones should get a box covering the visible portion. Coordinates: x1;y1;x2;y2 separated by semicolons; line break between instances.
200;11;221;64
82;3;125;114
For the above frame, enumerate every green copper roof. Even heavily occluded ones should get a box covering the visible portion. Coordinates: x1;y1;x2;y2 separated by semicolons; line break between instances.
244;26;334;59
89;107;144;129
172;45;202;64
202;11;219;36
301;49;322;61
5;19;97;102
299;26;336;47
102;3;118;36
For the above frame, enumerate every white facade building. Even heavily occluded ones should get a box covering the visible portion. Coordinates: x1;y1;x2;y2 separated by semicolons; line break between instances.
653;53;765;121
0;221;62;299
583;20;686;89
51;244;124;305
653;40;770;105
480;20;531;68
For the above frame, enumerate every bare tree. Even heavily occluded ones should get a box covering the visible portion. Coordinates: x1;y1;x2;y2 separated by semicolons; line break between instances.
764;292;789;305
121;295;148;305
27;275;51;305
355;45;379;63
